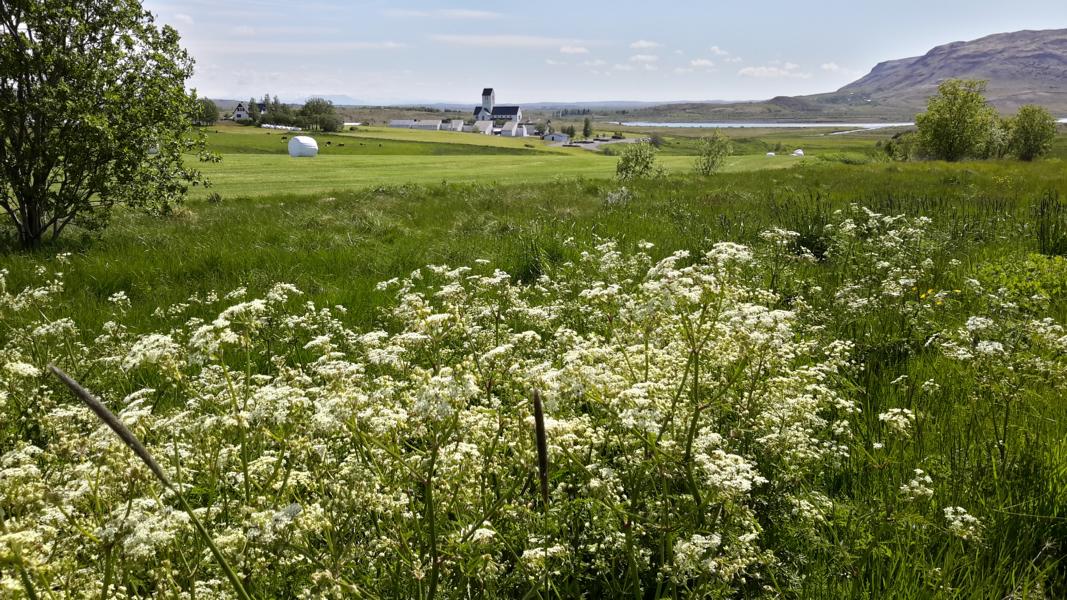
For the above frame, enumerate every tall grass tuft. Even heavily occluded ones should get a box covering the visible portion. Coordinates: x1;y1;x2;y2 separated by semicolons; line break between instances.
1034;190;1067;256
48;365;254;600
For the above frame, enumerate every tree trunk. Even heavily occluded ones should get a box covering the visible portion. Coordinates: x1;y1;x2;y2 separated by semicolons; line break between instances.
19;202;44;249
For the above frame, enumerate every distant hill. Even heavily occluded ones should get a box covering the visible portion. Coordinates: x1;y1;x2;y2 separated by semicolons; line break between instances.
625;29;1067;122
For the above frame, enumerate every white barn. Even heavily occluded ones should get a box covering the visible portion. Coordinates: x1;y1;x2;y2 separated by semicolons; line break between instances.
232;102;251;120
389;119;418;128
411;120;443;131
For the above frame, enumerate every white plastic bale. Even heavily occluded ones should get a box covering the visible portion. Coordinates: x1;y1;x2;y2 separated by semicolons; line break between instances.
288;136;319;157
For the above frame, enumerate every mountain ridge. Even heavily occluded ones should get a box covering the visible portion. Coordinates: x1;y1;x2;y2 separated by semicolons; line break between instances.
625;28;1067;122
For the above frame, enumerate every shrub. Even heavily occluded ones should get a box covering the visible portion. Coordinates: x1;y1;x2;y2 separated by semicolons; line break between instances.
1010;105;1057;161
616;142;665;181
915;79;997;161
693;131;733;175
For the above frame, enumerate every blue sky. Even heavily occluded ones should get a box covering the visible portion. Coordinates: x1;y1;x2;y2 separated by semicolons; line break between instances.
144;0;1067;104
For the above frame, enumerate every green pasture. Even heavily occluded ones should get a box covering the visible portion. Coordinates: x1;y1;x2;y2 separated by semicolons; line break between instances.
191;153;803;198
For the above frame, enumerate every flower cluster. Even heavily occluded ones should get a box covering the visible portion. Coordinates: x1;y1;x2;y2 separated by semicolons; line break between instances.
0;239;863;598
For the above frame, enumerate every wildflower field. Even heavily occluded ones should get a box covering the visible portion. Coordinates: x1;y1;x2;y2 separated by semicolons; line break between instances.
1;159;1066;598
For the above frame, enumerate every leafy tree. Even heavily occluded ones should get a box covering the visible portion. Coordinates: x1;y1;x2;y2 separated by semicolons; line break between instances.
1010;104;1057;161
301;97;335;118
915;79;997;161
194;98;219;126
982;115;1013;159
616;142;666;181
582;117;594;139
0;0;207;248
693;130;733;175
562;125;577;138
301;98;342;131
247;96;260;122
884;130;921;161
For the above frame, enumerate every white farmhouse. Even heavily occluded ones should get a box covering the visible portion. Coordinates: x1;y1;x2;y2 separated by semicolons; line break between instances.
232;102;251;120
389;119;418;128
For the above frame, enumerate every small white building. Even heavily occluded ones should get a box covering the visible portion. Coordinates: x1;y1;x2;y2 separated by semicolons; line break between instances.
466;121;494;135
792;149;805;157
389;119;418;128
443;120;465;132
232;102;251;120
411;120;443;131
499;122;527;137
544;132;570;143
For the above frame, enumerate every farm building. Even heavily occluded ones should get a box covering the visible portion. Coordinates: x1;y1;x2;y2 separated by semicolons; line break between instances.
499;122;527;137
474;88;523;122
411;120;443;131
389;120;418;128
465;121;494;135
232;102;251;120
443;120;465;132
543;132;570;143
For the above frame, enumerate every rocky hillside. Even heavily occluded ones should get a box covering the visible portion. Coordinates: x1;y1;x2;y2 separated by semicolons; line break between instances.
832;28;1067;114
624;29;1067;122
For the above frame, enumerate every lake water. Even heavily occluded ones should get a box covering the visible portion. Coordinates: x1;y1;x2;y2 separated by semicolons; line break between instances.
615;121;915;130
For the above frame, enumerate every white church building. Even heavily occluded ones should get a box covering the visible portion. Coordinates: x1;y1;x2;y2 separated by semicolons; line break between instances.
473;88;522;122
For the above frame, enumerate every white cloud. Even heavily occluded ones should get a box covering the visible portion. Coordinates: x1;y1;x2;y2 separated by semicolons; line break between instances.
738;63;812;79
710;46;730;56
629;54;659;63
545;58;567;66
431;34;582;48
613;63;635;71
690;59;715;68
199;40;407;56
821;62;842;72
560;45;589;54
643;64;659;71
674;67;694;74
723;56;744;64
630;40;662;49
582;59;607;67
385;9;502;19
173;13;194;26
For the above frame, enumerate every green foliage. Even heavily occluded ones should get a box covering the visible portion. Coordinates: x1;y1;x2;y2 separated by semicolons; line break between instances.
0;0;206;247
582;117;593;139
562;125;577;138
3;169;1067;597
1033;191;1067;256
247;96;260;122
615;142;665;180
194;98;220;126
1011;105;1057;161
915;79;997;161
693;130;733;175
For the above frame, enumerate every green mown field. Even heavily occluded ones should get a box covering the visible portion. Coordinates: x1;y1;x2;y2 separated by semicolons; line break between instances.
3;122;1067;598
191;124;809;197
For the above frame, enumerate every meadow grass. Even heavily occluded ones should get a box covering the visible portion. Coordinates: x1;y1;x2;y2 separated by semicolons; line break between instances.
1;142;1066;597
